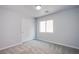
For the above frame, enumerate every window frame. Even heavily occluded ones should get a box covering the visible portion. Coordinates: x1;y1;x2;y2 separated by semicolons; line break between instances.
39;20;53;33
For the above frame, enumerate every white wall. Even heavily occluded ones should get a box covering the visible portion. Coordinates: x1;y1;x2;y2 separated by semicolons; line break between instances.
37;7;79;49
0;6;34;50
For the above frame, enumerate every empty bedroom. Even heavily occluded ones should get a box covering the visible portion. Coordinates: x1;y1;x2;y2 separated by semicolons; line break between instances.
0;5;79;54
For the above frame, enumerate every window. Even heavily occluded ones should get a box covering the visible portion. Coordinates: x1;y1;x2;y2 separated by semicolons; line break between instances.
40;21;46;32
39;20;53;33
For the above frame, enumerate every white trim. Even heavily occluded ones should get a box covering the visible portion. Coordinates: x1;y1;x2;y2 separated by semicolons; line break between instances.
37;39;79;50
0;39;33;51
0;42;22;51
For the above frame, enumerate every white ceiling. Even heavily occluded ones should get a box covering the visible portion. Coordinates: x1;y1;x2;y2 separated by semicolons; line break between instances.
32;5;77;18
0;5;77;18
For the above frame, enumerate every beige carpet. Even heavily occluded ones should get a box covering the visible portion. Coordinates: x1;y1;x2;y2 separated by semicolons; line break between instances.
0;40;79;54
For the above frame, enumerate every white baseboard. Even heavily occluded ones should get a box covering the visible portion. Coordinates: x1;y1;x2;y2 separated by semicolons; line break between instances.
37;39;79;50
0;42;22;51
0;39;34;51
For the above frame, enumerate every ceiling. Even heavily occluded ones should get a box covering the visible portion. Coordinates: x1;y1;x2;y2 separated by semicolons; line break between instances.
32;5;77;18
0;5;77;18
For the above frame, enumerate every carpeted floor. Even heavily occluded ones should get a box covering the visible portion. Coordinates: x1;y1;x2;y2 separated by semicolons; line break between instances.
0;40;79;54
